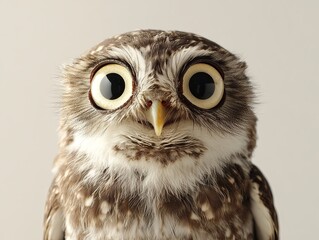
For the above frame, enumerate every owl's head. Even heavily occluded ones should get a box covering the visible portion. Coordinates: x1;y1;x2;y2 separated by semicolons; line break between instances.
60;30;256;190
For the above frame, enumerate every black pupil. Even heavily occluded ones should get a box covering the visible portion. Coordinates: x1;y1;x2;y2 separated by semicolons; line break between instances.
100;73;125;100
189;72;215;99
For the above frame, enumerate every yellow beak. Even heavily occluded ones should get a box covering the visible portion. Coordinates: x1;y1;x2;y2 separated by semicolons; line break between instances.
145;100;167;136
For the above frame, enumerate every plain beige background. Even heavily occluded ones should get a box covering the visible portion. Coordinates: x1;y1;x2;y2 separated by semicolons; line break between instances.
1;0;318;239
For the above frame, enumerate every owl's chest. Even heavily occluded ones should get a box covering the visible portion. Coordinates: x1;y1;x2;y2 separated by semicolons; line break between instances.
65;203;194;240
57;151;255;239
64;196;254;240
61;180;254;240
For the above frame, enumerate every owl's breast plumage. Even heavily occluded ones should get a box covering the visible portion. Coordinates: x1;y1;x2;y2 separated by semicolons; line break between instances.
52;150;254;240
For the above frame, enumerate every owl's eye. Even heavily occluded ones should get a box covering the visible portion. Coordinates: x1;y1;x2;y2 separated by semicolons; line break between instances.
90;64;133;110
182;63;224;109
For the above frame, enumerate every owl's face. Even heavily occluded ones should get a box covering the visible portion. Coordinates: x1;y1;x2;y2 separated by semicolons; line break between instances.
61;30;256;193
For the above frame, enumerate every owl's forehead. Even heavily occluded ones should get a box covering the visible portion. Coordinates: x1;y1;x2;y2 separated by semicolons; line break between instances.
88;30;229;76
99;30;221;53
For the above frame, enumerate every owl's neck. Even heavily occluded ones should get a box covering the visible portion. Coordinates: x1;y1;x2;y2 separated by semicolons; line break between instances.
56;123;251;197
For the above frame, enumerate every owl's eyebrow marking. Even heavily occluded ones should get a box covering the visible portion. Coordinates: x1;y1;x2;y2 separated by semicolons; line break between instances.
102;45;147;82
167;46;215;77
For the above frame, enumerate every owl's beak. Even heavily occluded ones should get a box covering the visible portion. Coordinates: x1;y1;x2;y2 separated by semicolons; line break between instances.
145;100;167;136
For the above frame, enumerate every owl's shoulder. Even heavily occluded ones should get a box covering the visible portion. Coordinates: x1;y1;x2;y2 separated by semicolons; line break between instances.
249;164;279;240
43;178;64;240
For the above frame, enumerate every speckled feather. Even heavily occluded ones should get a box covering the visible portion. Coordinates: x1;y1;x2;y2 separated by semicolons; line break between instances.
44;30;278;240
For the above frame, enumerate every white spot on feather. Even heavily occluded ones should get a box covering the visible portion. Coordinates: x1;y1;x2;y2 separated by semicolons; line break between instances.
85;196;93;207
64;169;70;177
200;201;215;220
100;201;111;214
225;227;231;237
201;202;210;212
228;177;235;184
96;45;104;52
190;212;200;221
76;192;83;200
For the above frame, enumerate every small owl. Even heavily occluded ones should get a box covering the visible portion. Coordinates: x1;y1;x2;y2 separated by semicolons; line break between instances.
44;30;278;240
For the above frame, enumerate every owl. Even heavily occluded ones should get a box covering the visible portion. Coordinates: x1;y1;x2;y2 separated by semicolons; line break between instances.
44;30;278;240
